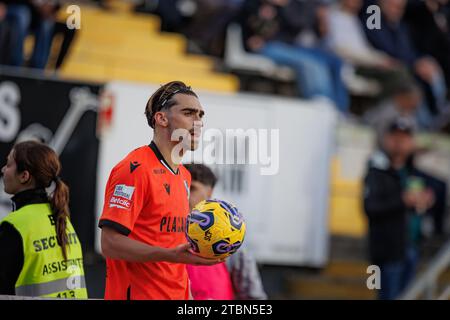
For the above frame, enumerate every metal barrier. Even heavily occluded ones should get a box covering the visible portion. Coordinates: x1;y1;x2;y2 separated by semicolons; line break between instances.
0;295;94;300
399;239;450;300
0;295;50;300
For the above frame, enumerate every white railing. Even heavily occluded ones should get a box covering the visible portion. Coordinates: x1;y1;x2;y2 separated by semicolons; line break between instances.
399;239;450;300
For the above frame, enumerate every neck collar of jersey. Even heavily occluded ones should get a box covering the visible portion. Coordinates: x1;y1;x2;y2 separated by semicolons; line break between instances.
149;141;179;175
11;188;49;212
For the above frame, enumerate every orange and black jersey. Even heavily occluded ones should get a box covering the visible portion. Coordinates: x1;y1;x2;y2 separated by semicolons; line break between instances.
98;141;191;300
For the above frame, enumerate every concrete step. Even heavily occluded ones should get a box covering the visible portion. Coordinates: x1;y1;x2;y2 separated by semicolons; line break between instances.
286;273;376;300
329;235;367;261
324;260;372;278
76;34;185;54
285;259;450;300
68;46;214;72
59;61;238;92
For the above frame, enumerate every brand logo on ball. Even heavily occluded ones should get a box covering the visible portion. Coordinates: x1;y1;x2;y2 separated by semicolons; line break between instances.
218;200;243;229
212;240;242;255
188;210;215;231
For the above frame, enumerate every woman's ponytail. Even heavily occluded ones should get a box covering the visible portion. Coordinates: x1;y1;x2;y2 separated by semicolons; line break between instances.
51;177;70;260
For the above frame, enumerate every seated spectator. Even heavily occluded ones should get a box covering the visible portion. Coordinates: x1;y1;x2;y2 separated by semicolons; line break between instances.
363;0;448;119
4;0;57;69
152;0;185;33
238;0;349;112
3;0;30;67
289;0;350;112
404;0;450;91
28;0;57;69
328;0;414;98
329;0;393;69
183;0;244;56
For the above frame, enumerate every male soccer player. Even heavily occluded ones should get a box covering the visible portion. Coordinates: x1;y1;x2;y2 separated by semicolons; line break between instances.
98;81;221;300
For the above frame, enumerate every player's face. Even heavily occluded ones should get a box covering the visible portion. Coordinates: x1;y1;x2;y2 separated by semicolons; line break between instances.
1;150;24;195
166;94;204;151
189;180;213;211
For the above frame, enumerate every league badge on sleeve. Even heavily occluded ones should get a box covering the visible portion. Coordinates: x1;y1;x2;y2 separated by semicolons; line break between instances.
109;184;135;210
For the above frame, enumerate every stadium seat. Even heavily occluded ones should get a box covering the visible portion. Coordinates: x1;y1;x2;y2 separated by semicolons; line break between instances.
224;24;295;82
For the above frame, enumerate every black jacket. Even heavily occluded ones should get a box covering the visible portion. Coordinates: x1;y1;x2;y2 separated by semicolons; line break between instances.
363;151;409;264
363;151;447;265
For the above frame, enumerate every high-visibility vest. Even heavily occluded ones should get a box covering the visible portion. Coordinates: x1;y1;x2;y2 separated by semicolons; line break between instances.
1;203;88;299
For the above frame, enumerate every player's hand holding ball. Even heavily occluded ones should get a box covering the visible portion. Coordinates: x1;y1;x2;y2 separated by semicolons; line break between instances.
169;243;223;265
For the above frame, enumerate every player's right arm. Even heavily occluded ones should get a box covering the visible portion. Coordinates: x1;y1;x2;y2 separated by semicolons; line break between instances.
101;227;221;265
99;159;220;266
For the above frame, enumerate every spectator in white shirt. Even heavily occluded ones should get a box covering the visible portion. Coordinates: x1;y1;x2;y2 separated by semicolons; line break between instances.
328;0;398;68
327;0;412;98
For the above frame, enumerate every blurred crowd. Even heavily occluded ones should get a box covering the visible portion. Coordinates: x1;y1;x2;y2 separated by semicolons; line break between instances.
145;0;450;133
1;0;450;134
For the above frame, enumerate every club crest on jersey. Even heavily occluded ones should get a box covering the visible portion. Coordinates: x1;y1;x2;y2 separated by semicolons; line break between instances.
164;183;171;195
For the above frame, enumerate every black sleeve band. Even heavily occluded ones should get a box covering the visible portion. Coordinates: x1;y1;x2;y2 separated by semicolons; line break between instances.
98;219;131;236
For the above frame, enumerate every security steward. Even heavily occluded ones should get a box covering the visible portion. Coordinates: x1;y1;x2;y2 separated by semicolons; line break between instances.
0;141;88;298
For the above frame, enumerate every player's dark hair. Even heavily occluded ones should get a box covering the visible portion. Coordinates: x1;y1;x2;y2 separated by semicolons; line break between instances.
145;81;198;129
184;164;217;188
13;141;71;260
